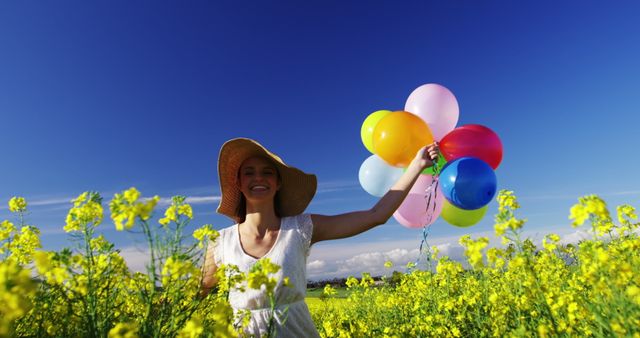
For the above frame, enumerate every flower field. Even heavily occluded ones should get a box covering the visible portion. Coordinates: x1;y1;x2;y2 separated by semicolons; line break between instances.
1;189;639;337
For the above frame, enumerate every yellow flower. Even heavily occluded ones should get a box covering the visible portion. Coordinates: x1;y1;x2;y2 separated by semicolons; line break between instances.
108;322;139;338
0;260;36;336
617;204;637;223
8;197;27;213
494;221;508;236
626;285;640;305
431;245;440;260
109;188;159;231
89;235;112;252
247;258;281;293
323;284;337;297
123;188;141;204
459;236;489;269
496;190;519;212
0;220;15;242
159;205;177;226
161;256;200;287
486;248;505;269
537;324;549;338
7;226;41;264
178;204;193;219
360;272;374;288
569;204;589;226
323;320;335;337
177;318;203;338
346;276;359;288
33;251;52;271
570;195;612;232
192;224;219;248
64;192;103;232
159;196;193;225
543;233;560;251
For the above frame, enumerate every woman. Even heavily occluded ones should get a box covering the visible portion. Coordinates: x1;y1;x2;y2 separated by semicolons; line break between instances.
202;138;438;337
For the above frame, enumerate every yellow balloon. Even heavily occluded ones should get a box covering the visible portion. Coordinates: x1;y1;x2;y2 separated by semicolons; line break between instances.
441;200;488;227
360;110;391;153
372;111;433;167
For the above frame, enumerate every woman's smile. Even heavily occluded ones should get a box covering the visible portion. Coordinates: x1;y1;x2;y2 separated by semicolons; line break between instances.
238;156;281;200
250;185;269;191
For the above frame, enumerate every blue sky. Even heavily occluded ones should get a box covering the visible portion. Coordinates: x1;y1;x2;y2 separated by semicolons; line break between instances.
1;1;639;279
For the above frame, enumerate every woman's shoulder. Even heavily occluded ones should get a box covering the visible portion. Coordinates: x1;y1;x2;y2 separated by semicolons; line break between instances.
282;214;311;226
283;214;313;236
216;223;237;237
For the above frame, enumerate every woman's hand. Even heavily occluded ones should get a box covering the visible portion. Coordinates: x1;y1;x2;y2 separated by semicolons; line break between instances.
413;142;439;170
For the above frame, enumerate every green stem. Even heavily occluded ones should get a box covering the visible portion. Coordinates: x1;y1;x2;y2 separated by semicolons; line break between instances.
83;224;98;337
140;219;159;336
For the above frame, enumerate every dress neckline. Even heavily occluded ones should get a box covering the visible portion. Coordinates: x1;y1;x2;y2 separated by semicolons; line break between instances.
235;217;284;260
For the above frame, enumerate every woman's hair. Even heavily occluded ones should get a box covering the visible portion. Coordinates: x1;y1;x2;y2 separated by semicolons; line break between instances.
235;156;282;223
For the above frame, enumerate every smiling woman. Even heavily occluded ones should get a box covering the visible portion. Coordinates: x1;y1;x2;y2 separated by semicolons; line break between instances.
201;137;438;337
202;138;321;337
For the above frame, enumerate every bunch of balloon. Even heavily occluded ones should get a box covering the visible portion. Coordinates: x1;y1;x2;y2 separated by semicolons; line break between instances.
359;83;462;229
438;124;503;227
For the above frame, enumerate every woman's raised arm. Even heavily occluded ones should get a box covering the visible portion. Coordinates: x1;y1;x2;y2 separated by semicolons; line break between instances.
310;143;438;244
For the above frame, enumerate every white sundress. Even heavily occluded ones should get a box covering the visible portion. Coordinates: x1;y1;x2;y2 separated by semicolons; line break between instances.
211;214;321;338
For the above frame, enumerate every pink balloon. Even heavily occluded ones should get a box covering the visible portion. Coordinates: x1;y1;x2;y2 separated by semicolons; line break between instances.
394;180;444;229
409;174;436;194
393;210;417;229
404;83;459;141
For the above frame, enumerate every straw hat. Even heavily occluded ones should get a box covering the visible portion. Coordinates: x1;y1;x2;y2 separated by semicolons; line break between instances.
216;138;317;222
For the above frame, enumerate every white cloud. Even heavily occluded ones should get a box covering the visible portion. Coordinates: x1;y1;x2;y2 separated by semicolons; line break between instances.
306;246;423;281
307;260;327;275
305;240;476;281
433;242;466;262
149;195;222;207
0;197;74;212
558;229;591;245
28;197;74;206
316;180;361;194
118;246;151;273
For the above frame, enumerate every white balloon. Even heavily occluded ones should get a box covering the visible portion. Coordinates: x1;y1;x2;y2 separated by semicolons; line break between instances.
358;155;404;197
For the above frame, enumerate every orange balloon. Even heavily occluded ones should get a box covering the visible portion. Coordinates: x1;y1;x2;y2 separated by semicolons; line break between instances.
372;111;434;167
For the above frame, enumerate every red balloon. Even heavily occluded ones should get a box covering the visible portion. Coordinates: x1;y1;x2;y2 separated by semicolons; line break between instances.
439;124;503;169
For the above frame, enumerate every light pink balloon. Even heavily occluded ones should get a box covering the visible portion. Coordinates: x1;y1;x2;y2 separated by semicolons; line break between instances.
392;210;417;229
393;183;444;229
404;83;459;141
409;174;436;194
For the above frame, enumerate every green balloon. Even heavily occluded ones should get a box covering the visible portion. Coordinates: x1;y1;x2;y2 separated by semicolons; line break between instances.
441;200;488;227
361;110;391;154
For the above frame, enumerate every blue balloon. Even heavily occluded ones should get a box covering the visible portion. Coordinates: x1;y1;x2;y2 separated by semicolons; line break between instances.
359;155;404;197
439;157;497;210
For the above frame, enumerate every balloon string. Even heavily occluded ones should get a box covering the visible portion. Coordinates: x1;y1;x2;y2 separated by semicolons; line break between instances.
413;155;441;272
414;222;432;271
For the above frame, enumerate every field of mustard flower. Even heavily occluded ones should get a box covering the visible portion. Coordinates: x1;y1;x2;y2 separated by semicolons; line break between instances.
1;189;639;337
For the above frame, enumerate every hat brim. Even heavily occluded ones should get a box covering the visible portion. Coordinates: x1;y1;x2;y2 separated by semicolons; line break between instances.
216;138;317;223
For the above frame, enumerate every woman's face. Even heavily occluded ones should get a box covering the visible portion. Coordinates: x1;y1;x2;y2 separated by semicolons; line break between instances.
237;156;281;203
